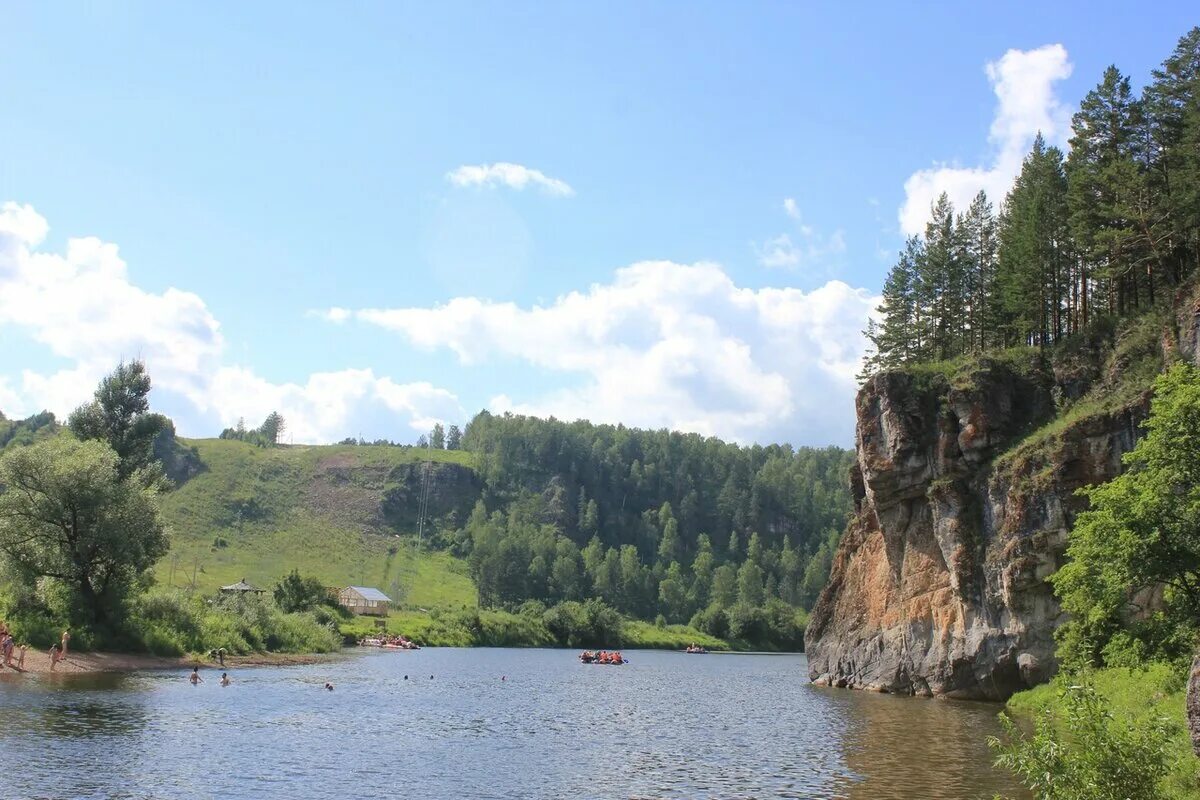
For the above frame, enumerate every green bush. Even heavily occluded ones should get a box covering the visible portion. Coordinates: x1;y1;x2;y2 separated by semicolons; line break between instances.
128;590;340;655
541;599;624;647
993;672;1186;800
477;609;554;647
0;581;61;648
726;603;769;642
690;603;729;639
272;569;336;614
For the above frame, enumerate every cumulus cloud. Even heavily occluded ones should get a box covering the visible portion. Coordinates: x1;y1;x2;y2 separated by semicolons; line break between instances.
332;261;879;444
754;198;847;271
446;162;574;197
206;368;462;444
898;44;1073;236
0;202;463;442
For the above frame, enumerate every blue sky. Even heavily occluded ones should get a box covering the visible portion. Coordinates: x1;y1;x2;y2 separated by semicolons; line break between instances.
1;3;1195;446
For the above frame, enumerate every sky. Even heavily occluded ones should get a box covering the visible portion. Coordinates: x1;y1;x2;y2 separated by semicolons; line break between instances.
1;3;1196;447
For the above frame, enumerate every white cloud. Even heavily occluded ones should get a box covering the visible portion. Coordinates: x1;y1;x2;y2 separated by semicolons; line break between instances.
317;307;352;323
0;203;463;443
898;44;1073;236
206;368;462;444
754;200;847;271
446;162;574;197
333;261;879;444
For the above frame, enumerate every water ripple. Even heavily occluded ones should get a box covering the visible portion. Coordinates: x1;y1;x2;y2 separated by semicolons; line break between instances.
0;650;1022;799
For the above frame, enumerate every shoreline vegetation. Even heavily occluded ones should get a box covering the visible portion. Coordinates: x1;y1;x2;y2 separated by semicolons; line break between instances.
3;360;836;667
0;649;336;676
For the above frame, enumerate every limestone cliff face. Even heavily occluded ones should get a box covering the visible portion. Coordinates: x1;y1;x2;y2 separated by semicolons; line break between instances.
805;359;1148;700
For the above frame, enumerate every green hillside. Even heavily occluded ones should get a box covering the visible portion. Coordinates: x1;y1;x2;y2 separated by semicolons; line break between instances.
158;438;478;609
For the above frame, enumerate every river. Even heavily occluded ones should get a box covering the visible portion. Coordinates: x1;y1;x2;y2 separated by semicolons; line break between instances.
0;649;1022;799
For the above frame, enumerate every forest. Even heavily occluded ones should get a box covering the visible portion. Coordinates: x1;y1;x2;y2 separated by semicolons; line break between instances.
863;28;1200;373
451;411;854;647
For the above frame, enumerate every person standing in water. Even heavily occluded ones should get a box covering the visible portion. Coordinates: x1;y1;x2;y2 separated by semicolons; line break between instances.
220;673;231;686
48;643;60;671
189;667;203;685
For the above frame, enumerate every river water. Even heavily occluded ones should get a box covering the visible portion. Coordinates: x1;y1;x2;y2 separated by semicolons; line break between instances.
0;649;1022;799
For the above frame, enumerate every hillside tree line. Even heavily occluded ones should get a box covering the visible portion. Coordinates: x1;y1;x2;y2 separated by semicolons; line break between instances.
451;411;854;644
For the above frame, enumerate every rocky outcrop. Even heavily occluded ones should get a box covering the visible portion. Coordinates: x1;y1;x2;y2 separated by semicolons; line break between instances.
381;462;482;532
805;359;1148;700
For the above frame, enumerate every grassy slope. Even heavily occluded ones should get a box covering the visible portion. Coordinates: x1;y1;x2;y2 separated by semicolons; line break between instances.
158;439;730;649
158;439;477;608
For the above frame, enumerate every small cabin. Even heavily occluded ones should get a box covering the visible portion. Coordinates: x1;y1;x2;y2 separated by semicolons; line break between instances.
220;578;265;595
338;586;392;616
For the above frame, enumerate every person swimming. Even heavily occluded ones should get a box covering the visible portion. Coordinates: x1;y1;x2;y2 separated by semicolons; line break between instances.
324;682;334;691
220;672;231;686
189;667;203;685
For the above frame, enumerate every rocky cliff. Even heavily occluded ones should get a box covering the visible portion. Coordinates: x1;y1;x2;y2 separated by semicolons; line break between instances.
805;340;1160;699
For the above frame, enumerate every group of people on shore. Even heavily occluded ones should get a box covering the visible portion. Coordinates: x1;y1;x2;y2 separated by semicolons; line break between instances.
578;650;625;664
358;634;419;650
0;621;69;672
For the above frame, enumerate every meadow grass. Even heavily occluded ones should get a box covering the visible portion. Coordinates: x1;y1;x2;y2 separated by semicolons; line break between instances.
157;438;477;606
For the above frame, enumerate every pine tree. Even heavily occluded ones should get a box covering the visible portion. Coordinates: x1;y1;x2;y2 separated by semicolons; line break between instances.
863;237;922;373
916;193;959;360
1067;66;1146;315
1142;27;1200;283
960;191;998;352
999;133;1072;345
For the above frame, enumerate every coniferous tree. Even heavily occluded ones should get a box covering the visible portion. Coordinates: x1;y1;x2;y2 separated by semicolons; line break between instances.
864;237;923;372
960;191;999;352
999;133;1072;345
1067;67;1146;315
917;193;959;361
1142;27;1200;283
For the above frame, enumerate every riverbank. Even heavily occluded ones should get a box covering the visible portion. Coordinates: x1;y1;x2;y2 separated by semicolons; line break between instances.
338;607;753;651
0;649;337;675
1003;663;1199;798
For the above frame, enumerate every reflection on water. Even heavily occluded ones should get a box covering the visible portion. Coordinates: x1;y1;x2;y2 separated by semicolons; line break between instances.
0;650;1022;799
824;686;1022;799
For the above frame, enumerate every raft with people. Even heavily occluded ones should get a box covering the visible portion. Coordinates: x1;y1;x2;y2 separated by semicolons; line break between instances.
578;650;626;664
685;644;708;654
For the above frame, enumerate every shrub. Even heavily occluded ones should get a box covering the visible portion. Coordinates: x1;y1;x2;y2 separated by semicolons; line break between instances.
272;569;335;614
542;599;624;647
990;681;1174;800
690;603;729;639
725;602;766;642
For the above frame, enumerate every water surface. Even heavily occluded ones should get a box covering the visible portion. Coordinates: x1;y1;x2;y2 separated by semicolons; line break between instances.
0;649;1021;799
